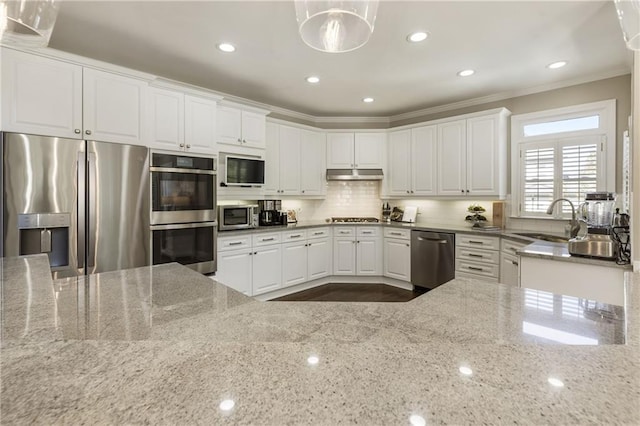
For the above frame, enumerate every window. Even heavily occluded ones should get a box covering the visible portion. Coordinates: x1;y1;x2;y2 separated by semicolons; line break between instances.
512;100;615;218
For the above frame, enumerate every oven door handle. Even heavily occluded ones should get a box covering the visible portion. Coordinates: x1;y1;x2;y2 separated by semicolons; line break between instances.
150;166;216;175
151;221;218;231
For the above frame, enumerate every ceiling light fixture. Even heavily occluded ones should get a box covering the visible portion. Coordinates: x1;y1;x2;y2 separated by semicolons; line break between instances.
294;1;379;53
547;61;567;69
306;76;320;84
217;43;236;53
614;0;640;51
457;69;475;77
0;0;61;47
362;97;374;103
407;31;429;43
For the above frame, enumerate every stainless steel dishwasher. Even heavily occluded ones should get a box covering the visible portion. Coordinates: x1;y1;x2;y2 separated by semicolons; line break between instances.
411;231;455;289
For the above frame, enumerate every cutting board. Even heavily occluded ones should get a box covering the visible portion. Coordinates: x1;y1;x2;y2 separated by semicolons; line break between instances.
402;206;418;223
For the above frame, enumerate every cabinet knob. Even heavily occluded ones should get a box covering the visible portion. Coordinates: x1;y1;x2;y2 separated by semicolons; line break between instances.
74;129;81;134
237;138;241;143
302;190;305;194
179;143;185;148
85;130;92;135
406;244;410;247
411;190;414;194
186;144;191;149
461;190;464;193
242;139;247;144
407;190;410;194
466;189;469;193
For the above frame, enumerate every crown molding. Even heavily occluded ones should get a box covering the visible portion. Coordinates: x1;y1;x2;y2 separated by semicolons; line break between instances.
389;67;631;124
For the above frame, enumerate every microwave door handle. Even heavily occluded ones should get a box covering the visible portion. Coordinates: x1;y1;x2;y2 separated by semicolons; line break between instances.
77;152;85;271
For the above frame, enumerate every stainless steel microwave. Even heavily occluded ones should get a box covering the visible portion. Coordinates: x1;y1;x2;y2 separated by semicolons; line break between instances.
219;205;259;231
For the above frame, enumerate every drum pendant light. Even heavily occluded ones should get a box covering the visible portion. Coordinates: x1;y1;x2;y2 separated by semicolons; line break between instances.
0;0;62;48
614;0;640;51
294;0;379;53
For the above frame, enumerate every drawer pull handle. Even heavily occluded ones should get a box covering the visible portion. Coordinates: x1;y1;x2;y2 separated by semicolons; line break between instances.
340;231;349;234
469;240;484;245
390;232;402;236
290;235;302;238
468;253;483;258
361;232;372;234
313;232;323;235
229;242;243;246
468;266;484;272
262;238;275;242
511;261;519;266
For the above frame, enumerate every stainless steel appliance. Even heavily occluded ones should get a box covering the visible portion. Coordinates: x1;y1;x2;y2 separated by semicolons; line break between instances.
2;132;149;278
568;192;618;259
149;152;218;274
219;205;258;230
223;155;265;186
150;153;216;225
258;200;283;226
411;231;455;290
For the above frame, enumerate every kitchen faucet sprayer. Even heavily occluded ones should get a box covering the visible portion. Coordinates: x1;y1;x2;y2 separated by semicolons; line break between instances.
546;198;580;238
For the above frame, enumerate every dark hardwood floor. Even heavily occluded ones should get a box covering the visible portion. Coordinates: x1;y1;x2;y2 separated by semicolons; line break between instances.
271;283;428;302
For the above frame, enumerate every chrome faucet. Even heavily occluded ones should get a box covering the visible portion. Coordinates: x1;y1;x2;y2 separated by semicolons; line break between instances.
546;198;580;238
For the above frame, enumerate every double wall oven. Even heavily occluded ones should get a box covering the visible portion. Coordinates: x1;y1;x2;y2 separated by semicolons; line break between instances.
150;153;217;274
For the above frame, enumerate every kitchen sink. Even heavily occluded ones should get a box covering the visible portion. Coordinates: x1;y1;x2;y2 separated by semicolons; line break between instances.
514;232;569;243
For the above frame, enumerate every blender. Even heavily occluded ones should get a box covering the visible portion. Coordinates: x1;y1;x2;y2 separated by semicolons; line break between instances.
568;192;618;259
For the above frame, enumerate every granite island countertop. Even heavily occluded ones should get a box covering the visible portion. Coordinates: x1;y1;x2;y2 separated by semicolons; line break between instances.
1;255;639;424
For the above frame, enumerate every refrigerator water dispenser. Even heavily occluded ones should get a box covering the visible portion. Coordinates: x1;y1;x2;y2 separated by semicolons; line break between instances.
18;213;70;267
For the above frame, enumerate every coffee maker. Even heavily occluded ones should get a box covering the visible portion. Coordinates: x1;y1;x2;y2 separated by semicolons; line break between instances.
258;200;286;226
568;192;618;259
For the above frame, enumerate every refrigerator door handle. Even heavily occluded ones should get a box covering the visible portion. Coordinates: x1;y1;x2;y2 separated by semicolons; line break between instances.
87;152;97;268
77;152;86;270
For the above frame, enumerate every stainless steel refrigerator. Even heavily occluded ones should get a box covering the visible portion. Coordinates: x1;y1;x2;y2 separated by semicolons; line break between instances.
1;132;150;278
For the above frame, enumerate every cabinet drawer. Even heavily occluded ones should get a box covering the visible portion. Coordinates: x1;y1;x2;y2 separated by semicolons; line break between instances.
501;238;529;255
252;232;282;246
455;270;499;284
456;246;499;265
383;228;410;240
334;226;355;237
308;227;331;239
356;226;379;237
218;235;252;251
282;230;307;242
456;259;499;279
457;234;500;250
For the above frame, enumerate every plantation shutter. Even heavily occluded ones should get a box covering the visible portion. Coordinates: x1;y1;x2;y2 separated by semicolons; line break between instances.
559;136;599;215
521;142;555;215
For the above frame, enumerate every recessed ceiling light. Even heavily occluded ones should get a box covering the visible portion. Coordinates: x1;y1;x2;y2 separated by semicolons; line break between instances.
407;31;429;43
306;76;320;84
362;97;374;103
457;69;475;77
217;43;236;53
547;61;567;69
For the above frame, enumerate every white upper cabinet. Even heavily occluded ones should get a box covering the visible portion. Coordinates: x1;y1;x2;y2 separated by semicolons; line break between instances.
217;104;267;149
1;48;82;138
278;125;301;195
436;110;509;198
149;87;218;154
387;126;437;197
263;122;280;195
326;132;384;169
299;129;326;195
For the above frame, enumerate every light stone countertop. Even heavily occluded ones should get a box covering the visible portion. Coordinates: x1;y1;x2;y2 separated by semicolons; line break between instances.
1;255;639;424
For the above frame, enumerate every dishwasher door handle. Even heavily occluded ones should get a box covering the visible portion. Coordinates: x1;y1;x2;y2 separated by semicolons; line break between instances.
417;237;449;244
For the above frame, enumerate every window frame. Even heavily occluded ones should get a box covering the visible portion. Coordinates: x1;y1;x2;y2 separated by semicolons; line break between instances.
511;99;616;219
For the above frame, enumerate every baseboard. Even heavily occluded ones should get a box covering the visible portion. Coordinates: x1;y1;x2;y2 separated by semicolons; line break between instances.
253;275;414;301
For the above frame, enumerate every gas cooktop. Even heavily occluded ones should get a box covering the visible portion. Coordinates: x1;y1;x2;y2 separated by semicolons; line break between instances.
330;217;380;223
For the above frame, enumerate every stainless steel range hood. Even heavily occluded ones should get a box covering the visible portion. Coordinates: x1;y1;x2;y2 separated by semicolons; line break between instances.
326;169;384;181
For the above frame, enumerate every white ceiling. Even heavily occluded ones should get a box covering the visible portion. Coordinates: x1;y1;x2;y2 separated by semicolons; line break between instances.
48;1;632;118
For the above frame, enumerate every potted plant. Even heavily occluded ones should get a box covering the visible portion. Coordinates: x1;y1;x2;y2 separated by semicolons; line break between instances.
465;204;487;228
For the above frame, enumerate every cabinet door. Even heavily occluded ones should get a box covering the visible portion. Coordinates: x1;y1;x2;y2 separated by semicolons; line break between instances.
263;122;280;195
184;95;217;155
282;241;308;287
1;48;83;139
500;252;520;287
437;119;466;195
307;238;332;280
300;129;326;195
387;130;411;196
354;133;384;169
411;125;437;196
241;110;266;149
216;105;242;145
383;238;411;281
326;133;355;168
216;248;252;295
148;87;184;151
83;68;147;145
333;237;356;275
278;125;301;195
252;245;282;295
356;237;382;275
466;114;499;196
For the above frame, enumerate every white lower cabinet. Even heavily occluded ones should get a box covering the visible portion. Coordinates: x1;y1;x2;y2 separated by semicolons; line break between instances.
455;234;500;283
307;237;332;280
252;244;282;295
216;247;252;295
499;238;528;286
282;241;308;287
333;227;382;276
383;228;411;282
282;231;333;288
